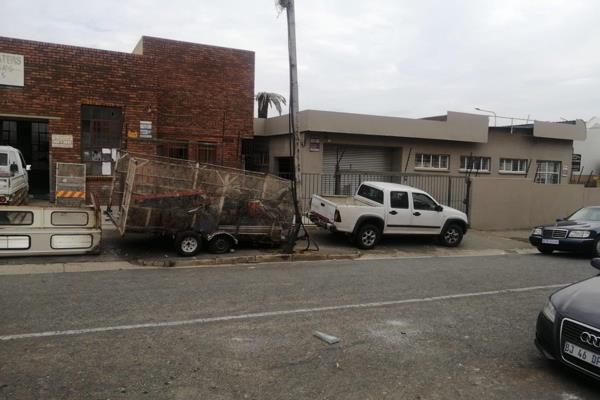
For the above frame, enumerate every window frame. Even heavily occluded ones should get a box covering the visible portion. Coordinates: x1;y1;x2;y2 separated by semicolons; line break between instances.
499;158;528;175
415;153;450;171
390;191;409;209
535;160;562;184
412;192;439;211
81;105;123;177
357;184;384;205
0;211;34;226
459;156;491;173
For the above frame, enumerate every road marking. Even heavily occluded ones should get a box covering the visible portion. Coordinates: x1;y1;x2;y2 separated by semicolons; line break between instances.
0;283;567;341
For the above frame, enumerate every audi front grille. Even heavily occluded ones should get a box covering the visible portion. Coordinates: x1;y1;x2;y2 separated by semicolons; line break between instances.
561;318;600;377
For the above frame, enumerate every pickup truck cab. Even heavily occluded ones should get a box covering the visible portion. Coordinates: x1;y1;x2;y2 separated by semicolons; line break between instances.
309;181;469;249
0;146;30;205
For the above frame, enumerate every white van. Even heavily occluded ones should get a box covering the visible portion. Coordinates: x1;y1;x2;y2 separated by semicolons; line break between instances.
0;203;101;257
0;146;30;205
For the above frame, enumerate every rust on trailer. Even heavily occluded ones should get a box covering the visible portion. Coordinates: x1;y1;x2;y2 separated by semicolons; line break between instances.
106;153;294;243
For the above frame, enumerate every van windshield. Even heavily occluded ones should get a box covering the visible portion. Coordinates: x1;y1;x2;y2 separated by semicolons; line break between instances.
0;153;7;166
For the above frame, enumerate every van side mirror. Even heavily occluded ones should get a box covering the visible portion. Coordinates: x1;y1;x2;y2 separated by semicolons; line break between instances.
435;205;443;212
591;258;600;271
26;165;31;171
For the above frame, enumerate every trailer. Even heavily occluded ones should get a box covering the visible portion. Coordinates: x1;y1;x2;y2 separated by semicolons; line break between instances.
106;153;295;256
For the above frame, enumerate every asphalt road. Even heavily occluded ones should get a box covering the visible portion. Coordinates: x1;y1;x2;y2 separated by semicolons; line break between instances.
1;253;599;399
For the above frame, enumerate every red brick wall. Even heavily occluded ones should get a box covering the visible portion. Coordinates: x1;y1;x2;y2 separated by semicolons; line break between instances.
0;36;255;203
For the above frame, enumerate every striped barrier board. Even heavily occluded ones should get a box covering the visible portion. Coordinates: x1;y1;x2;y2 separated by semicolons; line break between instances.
56;191;86;199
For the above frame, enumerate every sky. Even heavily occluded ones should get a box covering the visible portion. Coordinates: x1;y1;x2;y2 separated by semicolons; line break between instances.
2;0;599;122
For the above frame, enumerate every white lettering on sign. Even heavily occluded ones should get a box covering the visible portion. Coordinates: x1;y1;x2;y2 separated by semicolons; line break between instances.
51;134;74;149
0;53;24;87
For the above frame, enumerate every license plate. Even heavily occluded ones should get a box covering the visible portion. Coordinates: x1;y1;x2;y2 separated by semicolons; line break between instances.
563;341;600;367
542;239;559;245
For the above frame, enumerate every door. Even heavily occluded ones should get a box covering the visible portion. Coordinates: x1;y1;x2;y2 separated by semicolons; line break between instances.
410;192;444;234
385;190;413;234
322;144;393;195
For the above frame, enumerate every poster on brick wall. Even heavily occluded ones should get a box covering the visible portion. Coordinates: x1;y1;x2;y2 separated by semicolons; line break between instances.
0;52;24;87
51;134;74;148
140;121;153;139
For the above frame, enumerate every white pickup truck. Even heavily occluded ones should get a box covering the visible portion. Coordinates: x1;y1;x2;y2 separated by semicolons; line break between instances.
0;146;30;205
309;181;469;249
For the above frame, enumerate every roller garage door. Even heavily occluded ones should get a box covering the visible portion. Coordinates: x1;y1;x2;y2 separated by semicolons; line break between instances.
322;144;393;195
322;144;392;174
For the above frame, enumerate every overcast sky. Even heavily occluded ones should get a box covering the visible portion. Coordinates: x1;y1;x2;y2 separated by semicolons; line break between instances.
3;0;599;122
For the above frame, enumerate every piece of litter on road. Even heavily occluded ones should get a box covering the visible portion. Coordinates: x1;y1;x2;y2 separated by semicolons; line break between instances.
313;331;340;345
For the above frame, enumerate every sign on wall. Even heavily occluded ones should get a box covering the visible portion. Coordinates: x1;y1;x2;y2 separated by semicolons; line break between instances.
51;134;74;149
0;52;24;87
140;121;152;139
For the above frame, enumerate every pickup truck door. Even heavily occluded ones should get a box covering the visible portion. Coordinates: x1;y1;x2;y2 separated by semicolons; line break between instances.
410;192;444;234
384;190;413;234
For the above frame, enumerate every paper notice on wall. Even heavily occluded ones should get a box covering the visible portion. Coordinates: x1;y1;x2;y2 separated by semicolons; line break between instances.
111;149;118;161
102;162;112;176
102;148;110;154
51;134;73;148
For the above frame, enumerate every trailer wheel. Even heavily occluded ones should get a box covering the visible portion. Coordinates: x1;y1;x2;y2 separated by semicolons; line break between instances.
175;232;201;257
208;235;233;254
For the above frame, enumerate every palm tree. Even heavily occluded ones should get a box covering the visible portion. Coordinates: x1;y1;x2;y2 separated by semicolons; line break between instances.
256;92;287;118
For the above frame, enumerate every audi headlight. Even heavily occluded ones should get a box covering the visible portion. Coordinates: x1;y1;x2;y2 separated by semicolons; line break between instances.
542;300;556;323
531;228;542;236
568;230;591;238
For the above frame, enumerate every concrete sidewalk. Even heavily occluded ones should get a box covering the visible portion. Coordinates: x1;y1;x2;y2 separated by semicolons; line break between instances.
0;227;536;275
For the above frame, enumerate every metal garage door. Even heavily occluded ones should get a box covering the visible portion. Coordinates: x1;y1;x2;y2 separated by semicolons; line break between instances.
322;144;392;174
321;144;393;196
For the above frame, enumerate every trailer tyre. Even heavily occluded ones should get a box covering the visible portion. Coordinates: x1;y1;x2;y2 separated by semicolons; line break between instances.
175;232;202;257
208;235;234;254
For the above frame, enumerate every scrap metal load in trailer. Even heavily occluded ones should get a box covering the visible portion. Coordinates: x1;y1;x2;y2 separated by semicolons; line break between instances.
106;153;295;256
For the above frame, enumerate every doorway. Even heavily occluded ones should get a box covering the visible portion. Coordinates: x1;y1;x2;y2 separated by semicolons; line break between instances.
0;119;49;196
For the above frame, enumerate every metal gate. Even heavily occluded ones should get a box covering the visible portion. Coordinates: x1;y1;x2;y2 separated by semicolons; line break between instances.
300;171;471;216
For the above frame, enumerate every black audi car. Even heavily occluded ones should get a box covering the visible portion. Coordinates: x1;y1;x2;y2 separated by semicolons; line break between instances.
536;258;600;381
529;206;600;256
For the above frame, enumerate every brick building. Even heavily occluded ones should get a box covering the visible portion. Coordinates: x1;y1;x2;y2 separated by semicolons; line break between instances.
0;36;254;202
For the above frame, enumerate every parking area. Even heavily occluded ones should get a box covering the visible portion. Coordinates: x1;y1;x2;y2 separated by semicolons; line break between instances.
1;253;599;399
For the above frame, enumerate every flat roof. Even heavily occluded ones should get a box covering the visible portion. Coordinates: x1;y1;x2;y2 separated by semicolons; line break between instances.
255;110;587;143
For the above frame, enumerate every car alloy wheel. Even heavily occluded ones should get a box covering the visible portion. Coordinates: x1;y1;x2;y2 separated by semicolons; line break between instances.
444;227;460;244
361;229;377;247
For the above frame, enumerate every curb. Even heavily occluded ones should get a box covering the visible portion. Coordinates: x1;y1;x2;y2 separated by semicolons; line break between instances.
133;251;362;268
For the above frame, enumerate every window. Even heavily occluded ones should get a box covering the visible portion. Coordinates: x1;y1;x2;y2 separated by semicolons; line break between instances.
158;143;188;160
197;144;217;164
357;184;384;204
412;193;438;211
415;154;449;170
572;154;581;172
0;153;7;166
460;156;491;173
0;236;30;250
535;161;561;184
0;211;33;225
51;212;89;226
31;122;49;170
499;158;528;174
0;121;17;145
81;105;122;176
390;191;409;209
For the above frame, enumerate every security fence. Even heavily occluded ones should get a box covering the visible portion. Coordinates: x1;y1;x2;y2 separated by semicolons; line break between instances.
299;171;471;216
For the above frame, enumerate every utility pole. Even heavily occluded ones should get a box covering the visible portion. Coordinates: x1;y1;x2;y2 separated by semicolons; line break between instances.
280;0;301;184
278;0;303;253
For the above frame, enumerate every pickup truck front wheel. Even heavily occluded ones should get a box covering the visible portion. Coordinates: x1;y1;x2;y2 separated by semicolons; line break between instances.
439;224;464;247
355;224;381;250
